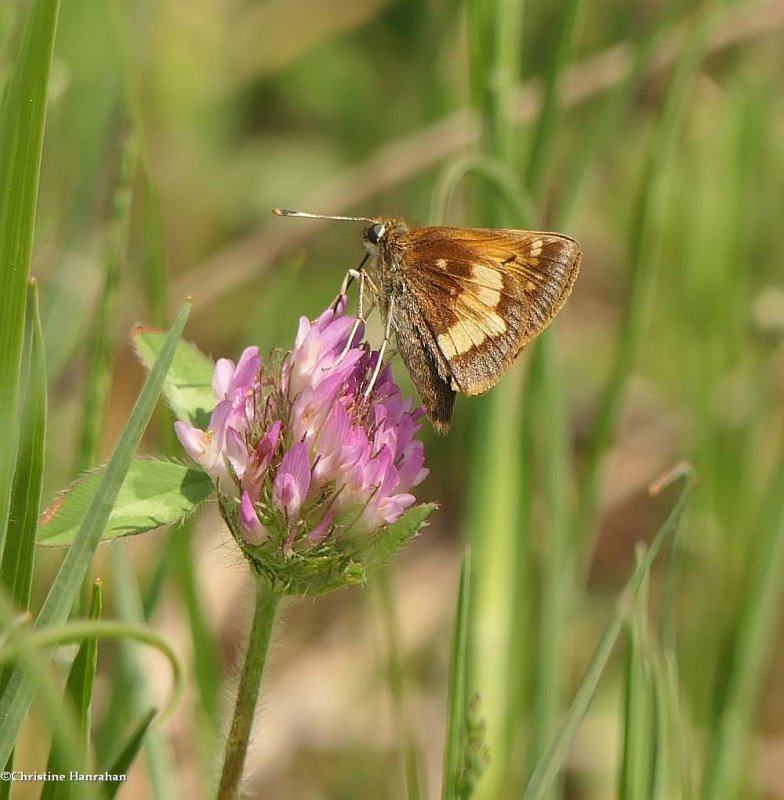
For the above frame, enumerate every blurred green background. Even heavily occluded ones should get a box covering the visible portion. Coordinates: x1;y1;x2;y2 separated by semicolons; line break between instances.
3;0;784;797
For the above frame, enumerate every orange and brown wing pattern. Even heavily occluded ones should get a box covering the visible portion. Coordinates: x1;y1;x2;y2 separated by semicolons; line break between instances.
399;227;581;395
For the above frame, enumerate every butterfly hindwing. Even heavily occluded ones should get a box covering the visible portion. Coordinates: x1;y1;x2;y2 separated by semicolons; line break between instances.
389;293;455;433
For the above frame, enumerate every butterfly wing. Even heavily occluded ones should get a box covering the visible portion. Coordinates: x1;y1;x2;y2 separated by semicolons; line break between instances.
398;226;581;395
391;297;456;434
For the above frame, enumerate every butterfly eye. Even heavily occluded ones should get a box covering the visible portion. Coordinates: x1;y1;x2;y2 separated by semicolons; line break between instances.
366;223;385;245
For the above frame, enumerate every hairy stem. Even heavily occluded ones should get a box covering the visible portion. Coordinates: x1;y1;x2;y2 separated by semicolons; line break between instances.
217;577;280;800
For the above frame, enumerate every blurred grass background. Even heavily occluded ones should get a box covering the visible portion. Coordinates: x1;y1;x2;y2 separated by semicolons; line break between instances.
2;0;784;798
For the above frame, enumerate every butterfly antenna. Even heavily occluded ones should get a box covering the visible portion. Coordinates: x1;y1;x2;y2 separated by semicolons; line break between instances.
273;208;375;223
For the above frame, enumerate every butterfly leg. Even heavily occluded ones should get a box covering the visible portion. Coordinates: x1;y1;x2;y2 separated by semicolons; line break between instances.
332;268;361;310
361;270;381;300
364;296;395;398
331;254;370;310
334;270;369;365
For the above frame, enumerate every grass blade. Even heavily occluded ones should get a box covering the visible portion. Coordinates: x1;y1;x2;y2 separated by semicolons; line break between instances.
522;470;695;800
516;3;584;789
459;20;532;782
375;568;422;800
0;300;191;766
76;133;139;473
0;278;46;794
0;619;183;719
100;707;157;800
1;279;47;615
40;580;102;800
0;610;184;800
171;526;222;733
105;545;179;798
524;0;583;194
463;385;525;799
130;110;224;758
702;457;784;800
527;334;575;788
573;9;717;557
0;0;60;554
442;550;471;800
68;581;102;737
618;550;655;800
0;588;96;800
138;159;169;325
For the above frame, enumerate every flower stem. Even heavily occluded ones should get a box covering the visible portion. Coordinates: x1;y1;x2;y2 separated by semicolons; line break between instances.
217;576;280;800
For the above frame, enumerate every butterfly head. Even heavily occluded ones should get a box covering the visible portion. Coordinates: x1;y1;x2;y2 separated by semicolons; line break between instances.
361;217;409;260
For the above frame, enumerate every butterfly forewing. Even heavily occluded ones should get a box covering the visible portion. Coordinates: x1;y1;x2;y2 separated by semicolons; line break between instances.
397;227;581;395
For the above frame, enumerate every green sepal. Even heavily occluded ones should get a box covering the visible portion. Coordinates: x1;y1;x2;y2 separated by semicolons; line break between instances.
225;496;437;597
362;502;437;571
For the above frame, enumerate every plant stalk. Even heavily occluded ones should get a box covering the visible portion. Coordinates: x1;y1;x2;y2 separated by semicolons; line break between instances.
217;576;280;800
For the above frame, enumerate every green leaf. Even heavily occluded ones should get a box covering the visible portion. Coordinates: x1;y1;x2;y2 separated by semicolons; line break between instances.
0;0;60;555
132;329;215;428
99;707;157;800
38;459;214;546
0;300;190;767
364;503;437;571
1;280;46;616
40;581;102;800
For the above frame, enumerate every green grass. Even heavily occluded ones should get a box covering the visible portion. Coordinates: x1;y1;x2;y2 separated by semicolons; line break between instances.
0;0;60;556
1;0;783;798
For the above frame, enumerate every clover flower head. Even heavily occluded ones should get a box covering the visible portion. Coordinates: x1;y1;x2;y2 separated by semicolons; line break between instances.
175;297;431;593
